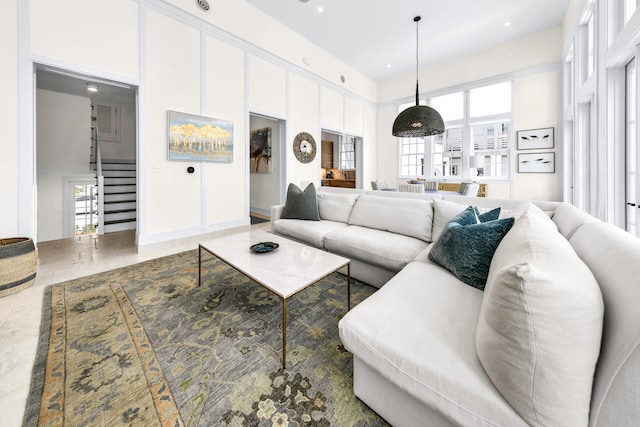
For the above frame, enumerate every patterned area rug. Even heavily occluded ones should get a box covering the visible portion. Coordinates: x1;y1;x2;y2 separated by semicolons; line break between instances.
24;250;389;426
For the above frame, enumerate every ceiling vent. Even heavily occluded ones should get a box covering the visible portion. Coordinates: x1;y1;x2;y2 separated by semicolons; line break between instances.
196;0;210;11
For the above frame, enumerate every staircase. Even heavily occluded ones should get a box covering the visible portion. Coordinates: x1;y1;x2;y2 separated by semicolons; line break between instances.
93;160;137;233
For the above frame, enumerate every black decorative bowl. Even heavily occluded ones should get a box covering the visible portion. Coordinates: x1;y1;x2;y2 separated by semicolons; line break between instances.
249;242;279;253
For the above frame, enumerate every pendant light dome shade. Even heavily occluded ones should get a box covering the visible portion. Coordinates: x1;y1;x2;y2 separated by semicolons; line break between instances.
392;104;444;137
392;16;445;138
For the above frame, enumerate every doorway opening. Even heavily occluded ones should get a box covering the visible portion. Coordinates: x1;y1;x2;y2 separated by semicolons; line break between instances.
35;64;138;244
249;114;285;222
320;130;363;189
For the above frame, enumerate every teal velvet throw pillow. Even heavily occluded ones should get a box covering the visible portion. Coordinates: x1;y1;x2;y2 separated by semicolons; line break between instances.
429;206;514;290
281;183;320;221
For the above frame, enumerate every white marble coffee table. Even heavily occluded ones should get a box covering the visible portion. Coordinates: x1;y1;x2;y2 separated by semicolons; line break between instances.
198;230;351;369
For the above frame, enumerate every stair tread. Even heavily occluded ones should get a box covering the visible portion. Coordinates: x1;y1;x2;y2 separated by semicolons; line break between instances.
102;192;137;195
105;218;136;225
104;208;136;214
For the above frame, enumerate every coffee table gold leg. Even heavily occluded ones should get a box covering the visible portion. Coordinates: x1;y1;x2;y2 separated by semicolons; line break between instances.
347;264;351;311
198;245;202;286
282;297;287;369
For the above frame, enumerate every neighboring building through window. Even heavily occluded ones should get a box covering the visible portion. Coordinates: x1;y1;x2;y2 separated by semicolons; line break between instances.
398;80;512;180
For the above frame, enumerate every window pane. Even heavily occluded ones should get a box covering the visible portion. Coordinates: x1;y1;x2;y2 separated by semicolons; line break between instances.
399;138;425;177
339;136;355;170
430;92;463;122
472;122;510;178
470;82;511;117
432;127;462;177
625;0;638;23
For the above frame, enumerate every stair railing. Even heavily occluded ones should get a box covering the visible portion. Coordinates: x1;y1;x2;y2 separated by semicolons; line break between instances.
91;125;105;235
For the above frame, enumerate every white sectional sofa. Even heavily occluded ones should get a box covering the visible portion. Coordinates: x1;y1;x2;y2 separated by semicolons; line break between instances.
270;187;640;427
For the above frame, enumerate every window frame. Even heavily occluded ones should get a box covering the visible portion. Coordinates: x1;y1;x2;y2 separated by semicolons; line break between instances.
397;79;513;181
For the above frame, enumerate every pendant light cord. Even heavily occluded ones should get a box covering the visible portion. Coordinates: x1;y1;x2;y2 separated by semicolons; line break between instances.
414;16;421;106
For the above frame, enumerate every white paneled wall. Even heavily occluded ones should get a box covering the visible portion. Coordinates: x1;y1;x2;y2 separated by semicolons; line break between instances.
30;0;140;80
248;54;287;118
204;34;247;224
344;96;364;136
289;73;320;188
7;0;377;245
320;86;344;131
146;10;202;235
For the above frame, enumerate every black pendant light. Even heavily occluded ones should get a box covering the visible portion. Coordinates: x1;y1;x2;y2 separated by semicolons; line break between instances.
392;16;445;137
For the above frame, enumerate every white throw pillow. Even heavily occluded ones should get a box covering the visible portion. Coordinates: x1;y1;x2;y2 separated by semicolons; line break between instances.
476;208;604;427
349;194;433;242
316;192;360;223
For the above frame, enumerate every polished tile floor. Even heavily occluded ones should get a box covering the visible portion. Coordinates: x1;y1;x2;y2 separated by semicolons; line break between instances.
0;222;270;427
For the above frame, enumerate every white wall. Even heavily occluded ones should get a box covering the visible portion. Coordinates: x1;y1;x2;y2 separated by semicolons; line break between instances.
377;28;562;200
288;73;321;188
2;0;378;245
164;0;377;103
36;89;92;241
0;0;19;237
99;103;136;161
249;116;281;216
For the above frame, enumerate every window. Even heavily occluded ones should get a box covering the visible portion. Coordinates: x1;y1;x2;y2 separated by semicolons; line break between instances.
471;123;509;178
397;81;512;180
397;101;426;178
626;60;639;236
339;135;355;170
93;103;121;142
580;9;595;83
625;0;639;24
433;128;462;177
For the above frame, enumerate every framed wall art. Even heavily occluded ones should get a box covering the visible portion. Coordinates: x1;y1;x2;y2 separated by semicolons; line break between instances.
518;152;555;173
249;127;272;173
517;127;554;150
168;110;233;162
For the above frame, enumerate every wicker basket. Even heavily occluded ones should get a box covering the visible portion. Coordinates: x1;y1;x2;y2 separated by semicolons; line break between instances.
0;238;38;297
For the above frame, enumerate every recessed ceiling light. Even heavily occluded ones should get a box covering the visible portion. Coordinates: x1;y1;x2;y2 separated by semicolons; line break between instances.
387;64;392;68
86;84;98;93
504;21;512;27
317;6;324;13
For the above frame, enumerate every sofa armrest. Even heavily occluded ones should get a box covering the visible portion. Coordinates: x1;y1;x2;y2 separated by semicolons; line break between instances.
270;204;285;232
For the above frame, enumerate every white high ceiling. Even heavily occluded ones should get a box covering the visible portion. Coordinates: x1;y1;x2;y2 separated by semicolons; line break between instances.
245;0;570;83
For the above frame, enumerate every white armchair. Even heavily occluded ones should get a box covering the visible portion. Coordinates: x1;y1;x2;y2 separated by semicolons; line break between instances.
458;182;480;196
398;183;424;193
371;180;388;190
423;180;438;191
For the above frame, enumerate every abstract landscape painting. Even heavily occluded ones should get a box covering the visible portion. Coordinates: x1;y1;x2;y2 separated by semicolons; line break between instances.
168;110;233;162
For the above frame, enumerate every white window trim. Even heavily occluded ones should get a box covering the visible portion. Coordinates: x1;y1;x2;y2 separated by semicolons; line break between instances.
397;79;513;181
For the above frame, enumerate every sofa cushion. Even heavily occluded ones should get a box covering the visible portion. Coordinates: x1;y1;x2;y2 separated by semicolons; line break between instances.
551;202;598;239
281;183;319;221
339;262;529;427
272;219;347;248
324;225;427;272
568;221;640;425
316;191;360;223
429;207;514;290
348;194;433;242
476;208;604;427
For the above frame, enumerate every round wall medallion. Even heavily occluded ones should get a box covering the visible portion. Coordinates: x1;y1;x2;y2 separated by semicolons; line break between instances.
293;132;317;163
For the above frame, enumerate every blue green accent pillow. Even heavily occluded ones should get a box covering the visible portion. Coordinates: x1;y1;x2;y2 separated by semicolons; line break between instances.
281;183;320;221
476;206;501;223
428;206;514;290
